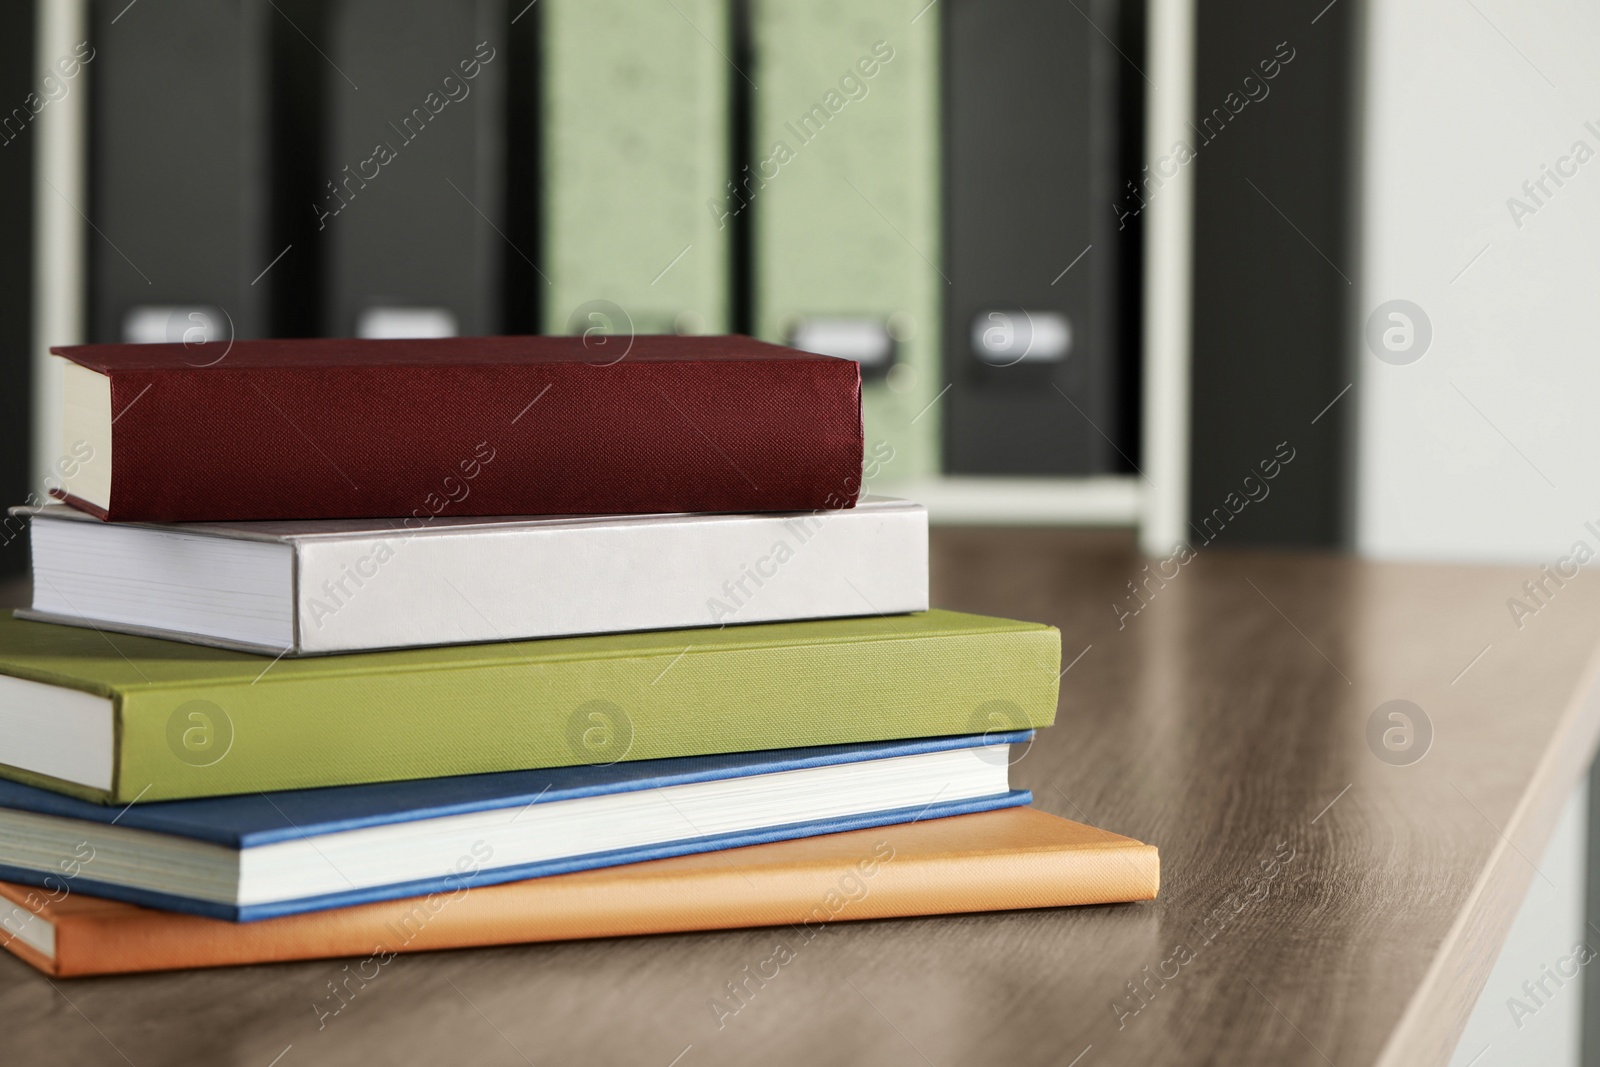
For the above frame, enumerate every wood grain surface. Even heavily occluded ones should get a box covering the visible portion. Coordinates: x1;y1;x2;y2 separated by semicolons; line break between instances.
2;529;1598;1066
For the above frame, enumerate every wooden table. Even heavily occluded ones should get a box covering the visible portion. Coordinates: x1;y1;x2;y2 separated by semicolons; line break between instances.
2;529;1597;1066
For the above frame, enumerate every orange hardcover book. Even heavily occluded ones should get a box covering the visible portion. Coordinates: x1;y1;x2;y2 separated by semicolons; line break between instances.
0;807;1158;977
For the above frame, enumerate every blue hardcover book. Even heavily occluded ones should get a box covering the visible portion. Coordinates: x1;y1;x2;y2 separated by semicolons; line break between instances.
0;732;1031;921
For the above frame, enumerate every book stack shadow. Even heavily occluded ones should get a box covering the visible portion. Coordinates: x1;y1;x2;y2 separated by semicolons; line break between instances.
0;335;1157;977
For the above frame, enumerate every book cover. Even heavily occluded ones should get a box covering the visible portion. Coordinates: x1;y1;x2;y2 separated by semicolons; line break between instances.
48;335;862;522
0;732;1030;921
0;609;1060;803
19;497;928;654
542;0;730;336
0;807;1159;977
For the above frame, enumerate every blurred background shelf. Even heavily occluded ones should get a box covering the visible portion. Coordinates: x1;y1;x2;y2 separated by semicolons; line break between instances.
15;0;1199;548
879;475;1141;526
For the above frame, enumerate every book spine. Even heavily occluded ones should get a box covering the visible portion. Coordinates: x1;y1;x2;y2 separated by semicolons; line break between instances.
89;357;862;522
33;829;1154;975
295;506;929;654
110;627;1060;801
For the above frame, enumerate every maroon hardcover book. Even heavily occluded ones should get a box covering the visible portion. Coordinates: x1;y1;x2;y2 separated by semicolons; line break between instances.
49;335;863;522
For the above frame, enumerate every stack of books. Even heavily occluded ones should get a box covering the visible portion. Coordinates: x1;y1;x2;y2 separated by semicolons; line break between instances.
0;336;1157;977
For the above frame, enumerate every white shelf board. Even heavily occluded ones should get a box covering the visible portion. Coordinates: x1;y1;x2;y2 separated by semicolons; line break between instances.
878;476;1142;526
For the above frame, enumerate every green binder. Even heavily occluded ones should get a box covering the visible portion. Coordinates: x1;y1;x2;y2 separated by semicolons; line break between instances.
541;0;732;337
749;0;942;482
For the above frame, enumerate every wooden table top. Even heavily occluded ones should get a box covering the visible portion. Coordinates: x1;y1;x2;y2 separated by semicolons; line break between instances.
2;529;1598;1067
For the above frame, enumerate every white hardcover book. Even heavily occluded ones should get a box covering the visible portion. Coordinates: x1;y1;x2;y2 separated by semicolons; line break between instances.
15;498;928;655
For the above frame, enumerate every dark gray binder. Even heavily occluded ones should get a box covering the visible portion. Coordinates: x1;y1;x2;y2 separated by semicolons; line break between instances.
1189;1;1355;546
941;0;1132;475
87;0;273;346
0;0;36;576
320;0;509;339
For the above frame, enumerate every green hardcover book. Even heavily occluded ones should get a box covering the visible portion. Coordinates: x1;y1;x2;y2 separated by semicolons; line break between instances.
541;0;731;336
0;611;1058;804
749;0;942;483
